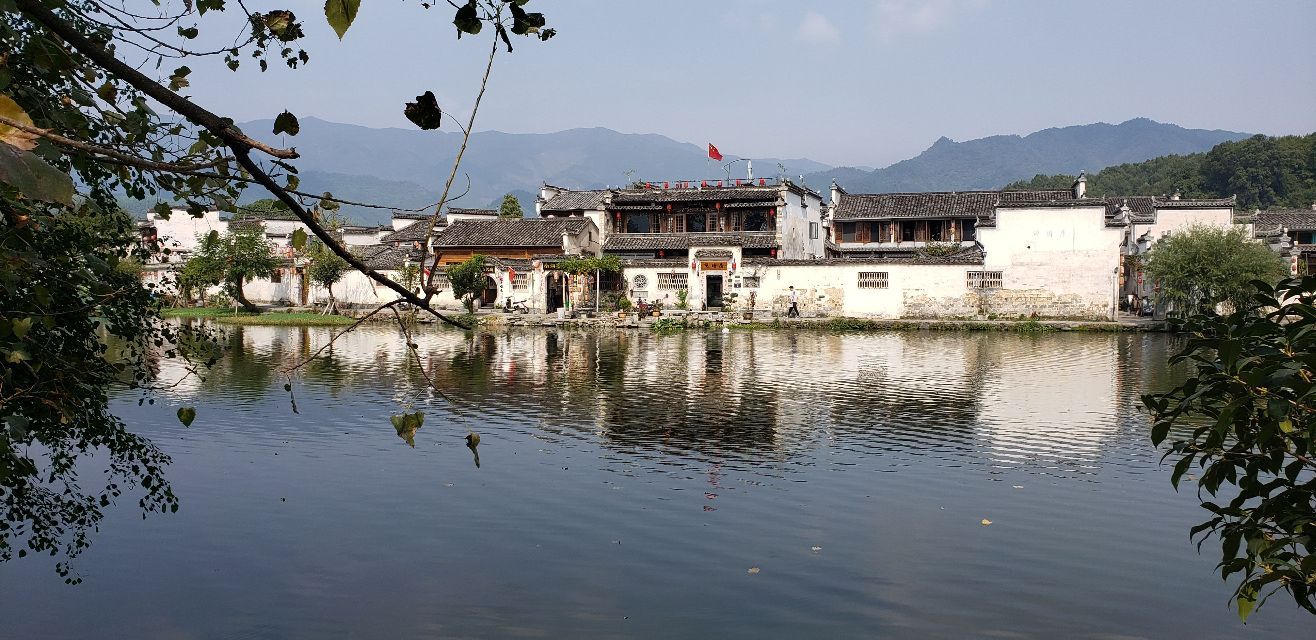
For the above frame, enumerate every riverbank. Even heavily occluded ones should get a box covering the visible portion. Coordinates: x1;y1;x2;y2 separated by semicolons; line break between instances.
161;307;358;326
476;310;1166;333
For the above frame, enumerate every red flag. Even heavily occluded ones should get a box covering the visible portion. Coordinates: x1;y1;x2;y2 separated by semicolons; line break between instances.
708;143;723;162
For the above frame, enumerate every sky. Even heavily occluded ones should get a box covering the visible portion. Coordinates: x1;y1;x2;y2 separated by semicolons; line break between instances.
182;0;1316;168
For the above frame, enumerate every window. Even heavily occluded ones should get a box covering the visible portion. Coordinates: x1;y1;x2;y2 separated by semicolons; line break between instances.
841;222;857;242
742;276;761;288
657;272;688;290
686;213;706;233
857;272;889;289
929;220;944;241
967;271;1003;289
868;222;883;243
744;211;769;232
900;222;915;242
511;272;529;290
433;272;450;290
625;213;651;234
270;268;282;283
810;222;819;239
963;219;977;241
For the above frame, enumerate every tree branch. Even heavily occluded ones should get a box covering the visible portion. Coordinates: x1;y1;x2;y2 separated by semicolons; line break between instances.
16;0;297;160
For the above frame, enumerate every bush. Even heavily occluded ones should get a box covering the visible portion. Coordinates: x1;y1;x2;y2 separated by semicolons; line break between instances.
1144;277;1316;620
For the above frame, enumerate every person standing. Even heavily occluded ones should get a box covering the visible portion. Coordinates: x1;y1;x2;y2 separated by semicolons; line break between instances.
787;286;800;318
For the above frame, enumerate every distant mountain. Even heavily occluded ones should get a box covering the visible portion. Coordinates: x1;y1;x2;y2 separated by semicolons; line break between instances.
238;118;833;225
1005;132;1316;211
805;118;1251;195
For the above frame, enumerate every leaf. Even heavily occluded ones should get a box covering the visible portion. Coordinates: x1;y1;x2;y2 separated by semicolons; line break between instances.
168;65;192;91
272;110;299;136
176;406;196;427
11;317;32;339
1236;588;1255;621
0;93;39;150
453;0;481;36
324;0;360;39
403;91;442;130
290;227;308;250
0;144;74;205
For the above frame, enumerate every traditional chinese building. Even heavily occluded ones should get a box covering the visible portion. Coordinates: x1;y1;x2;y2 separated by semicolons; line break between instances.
537;179;825;309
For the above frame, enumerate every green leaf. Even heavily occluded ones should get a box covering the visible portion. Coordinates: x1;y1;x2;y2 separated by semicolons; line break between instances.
1236;588;1255;621
152;202;173;219
291;228;308;250
403;91;442;130
272;110;299;136
176;406;196;427
324;0;360;39
453;0;481;36
11;317;32;339
0;144;74;205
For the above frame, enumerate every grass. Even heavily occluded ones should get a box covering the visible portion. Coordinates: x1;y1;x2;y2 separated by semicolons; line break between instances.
161;307;358;326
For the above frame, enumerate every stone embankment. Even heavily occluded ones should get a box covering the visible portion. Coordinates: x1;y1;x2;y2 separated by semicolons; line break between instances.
470;310;1166;332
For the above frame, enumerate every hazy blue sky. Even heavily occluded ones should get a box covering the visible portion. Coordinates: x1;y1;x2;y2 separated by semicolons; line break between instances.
185;0;1316;167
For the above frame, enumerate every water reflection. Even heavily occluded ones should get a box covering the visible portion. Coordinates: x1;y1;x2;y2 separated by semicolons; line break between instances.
11;324;1306;640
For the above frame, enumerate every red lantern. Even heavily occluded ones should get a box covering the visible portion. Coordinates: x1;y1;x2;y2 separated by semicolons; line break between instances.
663;181;670;189
735;179;742;186
715;202;721;210
666;203;672;212
691;259;697;273
759;178;766;186
770;248;777;258
701;180;707;188
730;258;737;272
717;180;723;187
769;207;776;217
658;249;665;258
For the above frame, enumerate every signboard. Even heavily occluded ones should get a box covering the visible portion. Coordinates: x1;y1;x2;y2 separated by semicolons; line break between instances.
699;261;728;272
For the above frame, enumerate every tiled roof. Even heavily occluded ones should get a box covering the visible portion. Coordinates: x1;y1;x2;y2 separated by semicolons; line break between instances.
603;232;777;251
392;211;432;220
448;208;497;216
1257;209;1316;232
1151;196;1236;209
693;249;734;259
832;190;1074;221
353;244;407;270
434;218;590;247
612;186;780;205
745;244;986;266
381;219;444;244
541;190;608;211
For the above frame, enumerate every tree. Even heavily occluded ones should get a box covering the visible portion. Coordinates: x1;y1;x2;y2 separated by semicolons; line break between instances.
184;227;281;312
308;239;349;314
2;0;554;580
1143;226;1287;315
498;193;524;219
447;255;489;314
1144;277;1316;620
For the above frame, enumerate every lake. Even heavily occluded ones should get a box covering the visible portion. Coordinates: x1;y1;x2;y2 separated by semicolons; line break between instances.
1;325;1308;638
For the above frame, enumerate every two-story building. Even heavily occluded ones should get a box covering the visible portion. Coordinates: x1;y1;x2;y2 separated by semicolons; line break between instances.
537;179;826;309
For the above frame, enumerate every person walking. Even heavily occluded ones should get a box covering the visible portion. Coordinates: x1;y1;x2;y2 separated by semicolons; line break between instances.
787;286;800;318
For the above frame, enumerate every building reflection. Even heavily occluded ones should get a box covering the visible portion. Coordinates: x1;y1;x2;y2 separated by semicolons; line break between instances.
149;322;1185;468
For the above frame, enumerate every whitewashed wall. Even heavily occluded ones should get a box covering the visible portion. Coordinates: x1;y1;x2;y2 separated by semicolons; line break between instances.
977;206;1122;318
1134;207;1235;244
777;190;826;259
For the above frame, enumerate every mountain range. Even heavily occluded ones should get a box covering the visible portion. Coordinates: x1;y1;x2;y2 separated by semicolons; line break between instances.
224;117;1251;226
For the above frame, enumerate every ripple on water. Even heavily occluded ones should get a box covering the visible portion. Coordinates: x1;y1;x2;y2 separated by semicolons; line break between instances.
1;325;1305;639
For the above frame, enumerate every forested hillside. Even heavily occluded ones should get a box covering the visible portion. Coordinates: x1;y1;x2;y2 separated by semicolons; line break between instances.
1005;133;1316;210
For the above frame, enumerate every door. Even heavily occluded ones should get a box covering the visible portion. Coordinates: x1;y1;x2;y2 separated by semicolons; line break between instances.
705;274;724;309
480;275;499;306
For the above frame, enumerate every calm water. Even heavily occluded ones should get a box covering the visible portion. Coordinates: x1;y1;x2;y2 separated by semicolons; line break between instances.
2;326;1309;638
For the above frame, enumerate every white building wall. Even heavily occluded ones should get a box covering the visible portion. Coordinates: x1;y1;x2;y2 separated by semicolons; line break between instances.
1134;207;1234;244
977;206;1123;319
776;189;825;259
148;209;227;258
